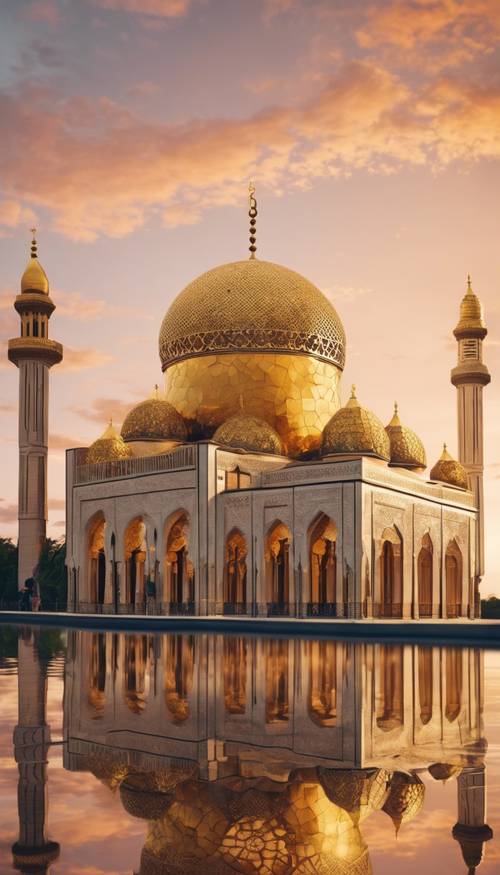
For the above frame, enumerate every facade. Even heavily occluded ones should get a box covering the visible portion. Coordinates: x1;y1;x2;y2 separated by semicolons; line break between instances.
62;630;492;874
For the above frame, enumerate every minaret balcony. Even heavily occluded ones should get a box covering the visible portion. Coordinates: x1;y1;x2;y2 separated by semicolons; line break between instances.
8;337;63;368
14;293;56;317
451;361;491;387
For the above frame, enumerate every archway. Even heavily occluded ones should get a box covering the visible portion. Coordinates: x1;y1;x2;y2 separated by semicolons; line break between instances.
224;636;247;715
88;633;106;716
124;517;147;612
308;514;337;617
379;527;403;618
376;645;404;731
265;639;289;723
265;522;292;616
308;640;337;726
445;648;462;722
445;539;462;618
223;529;248;615
418;533;433;618
87;513;106;609
124;635;148;715
164;512;194;614
418;646;433;725
164;634;194;723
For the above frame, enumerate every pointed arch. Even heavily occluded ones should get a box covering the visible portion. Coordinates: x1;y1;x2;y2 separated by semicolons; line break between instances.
308;640;337;727
164;634;194;723
418;533;433;618
418;646;433;725
445;648;462;722
164;510;194;614
265;521;292;616
86;511;106;607
265;638;289;723
123;635;148;715
88;632;107;716
308;513;337;616
376;645;404;731
124;517;147;611
380;526;403;618
223;528;248;614
445;539;463;618
224;636;247;715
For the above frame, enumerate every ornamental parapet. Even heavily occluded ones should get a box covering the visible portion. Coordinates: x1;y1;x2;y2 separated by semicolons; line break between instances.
8;337;63;367
74;443;196;485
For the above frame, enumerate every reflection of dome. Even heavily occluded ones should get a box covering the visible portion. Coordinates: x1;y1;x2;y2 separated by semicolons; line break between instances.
385;404;426;471
121;397;187;443
159;259;346;456
86;423;131;464
382;772;425;833
214;414;283;455
322;388;390;461
454;276;485;335
453;822;493;872
120;774;175;821
430;445;468;490
428;763;462;783
319;768;389;821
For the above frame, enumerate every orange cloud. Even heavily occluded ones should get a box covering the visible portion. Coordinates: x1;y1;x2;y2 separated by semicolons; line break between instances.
71;395;137;425
89;0;191;17
49;435;83;451
0;500;18;524
1;59;499;241
60;347;114;371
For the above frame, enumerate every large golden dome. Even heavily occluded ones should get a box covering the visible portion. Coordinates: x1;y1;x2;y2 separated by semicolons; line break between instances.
430;445;468;489
121;397;187;443
322;388;390;461
160;259;346;456
213;413;283;455
385;404;426;471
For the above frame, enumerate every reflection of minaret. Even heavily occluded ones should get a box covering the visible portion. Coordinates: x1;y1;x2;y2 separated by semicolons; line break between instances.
12;631;60;874
450;277;490;601
8;231;63;587
453;765;492;875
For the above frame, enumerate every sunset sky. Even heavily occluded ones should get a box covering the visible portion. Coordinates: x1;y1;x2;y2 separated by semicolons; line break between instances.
0;0;499;590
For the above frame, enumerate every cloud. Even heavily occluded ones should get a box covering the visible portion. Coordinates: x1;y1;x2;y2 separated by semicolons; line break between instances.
0;501;18;524
88;0;191;17
24;1;60;25
48;435;81;451
1;56;500;241
0;404;15;413
55;291;107;320
48;497;66;509
127;81;160;98
324;285;373;304
0;200;36;234
71;396;135;425
60;347;114;371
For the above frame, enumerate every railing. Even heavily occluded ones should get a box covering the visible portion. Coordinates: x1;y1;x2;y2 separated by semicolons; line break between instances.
418;603;433;618
267;602;290;617
75;444;196;485
374;603;404;619
0;599;67;613
223;602;249;616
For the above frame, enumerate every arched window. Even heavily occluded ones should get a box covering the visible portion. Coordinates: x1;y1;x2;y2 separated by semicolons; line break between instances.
265;639;289;723
164;512;194;614
445;648;462;722
308;514;337;616
308;640;337;726
88;633;106;716
445;540;463;618
418;533;433;618
224;637;247;715
380;528;403;618
223;529;247;614
124;635;148;714
418;646;433;725
124;517;147;611
376;645;404;731
265;522;292;616
164;634;194;723
87;512;106;608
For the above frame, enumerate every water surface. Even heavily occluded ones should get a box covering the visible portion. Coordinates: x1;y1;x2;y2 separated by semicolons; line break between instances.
0;626;499;874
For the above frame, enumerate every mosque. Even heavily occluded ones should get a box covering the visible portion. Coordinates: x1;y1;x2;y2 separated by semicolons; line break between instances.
8;189;491;618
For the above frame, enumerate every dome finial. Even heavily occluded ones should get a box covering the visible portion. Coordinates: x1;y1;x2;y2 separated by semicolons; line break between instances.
248;181;257;259
351;384;356;399
154;383;159;399
394;401;398;415
30;227;37;259
467;273;472;292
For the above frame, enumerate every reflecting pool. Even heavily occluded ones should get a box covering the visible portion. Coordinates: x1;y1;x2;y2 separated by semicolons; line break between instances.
0;626;499;874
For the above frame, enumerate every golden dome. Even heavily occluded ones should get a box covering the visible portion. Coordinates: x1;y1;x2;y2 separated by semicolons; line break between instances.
385;404;426;471
428;763;463;783
322;387;390;461
120;774;175;820
454;275;485;335
21;231;49;294
213;413;283;455
159;259;345;370
382;772;425;833
430;445;468;490
86;422;132;464
121;397;187;443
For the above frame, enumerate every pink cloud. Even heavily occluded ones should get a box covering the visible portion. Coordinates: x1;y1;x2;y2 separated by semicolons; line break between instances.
0;500;18;524
71;395;136;426
25;1;60;24
0;199;36;233
89;0;191;17
60;347;114;371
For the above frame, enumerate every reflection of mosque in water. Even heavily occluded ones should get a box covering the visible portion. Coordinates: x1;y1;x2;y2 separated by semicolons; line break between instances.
45;631;491;875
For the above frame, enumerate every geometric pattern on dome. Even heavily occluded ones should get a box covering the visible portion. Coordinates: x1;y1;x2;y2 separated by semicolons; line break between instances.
213;413;283;455
121;398;187;442
159;260;346;371
86;423;132;464
455;277;485;333
322;390;390;461
382;772;425;832
385;407;426;470
430;445;468;490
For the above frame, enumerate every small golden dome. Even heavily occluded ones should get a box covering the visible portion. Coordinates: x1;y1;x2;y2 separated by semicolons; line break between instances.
322;387;390;460
159;259;346;370
120;774;175;821
428;763;463;783
86;422;132;464
455;275;485;334
430;444;468;489
21;230;49;294
121;396;187;443
382;772;425;833
385;404;426;471
214;413;283;455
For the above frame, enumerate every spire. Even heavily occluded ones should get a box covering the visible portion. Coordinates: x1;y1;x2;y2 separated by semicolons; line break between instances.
30;227;38;259
346;384;359;408
248;182;257;259
388;401;401;428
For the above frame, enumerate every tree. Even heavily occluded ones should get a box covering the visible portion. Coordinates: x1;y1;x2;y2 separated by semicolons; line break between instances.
0;538;18;605
36;538;67;608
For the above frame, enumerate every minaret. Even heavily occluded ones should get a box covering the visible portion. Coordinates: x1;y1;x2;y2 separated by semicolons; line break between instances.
12;630;60;873
8;231;63;588
450;277;490;601
453;766;492;874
